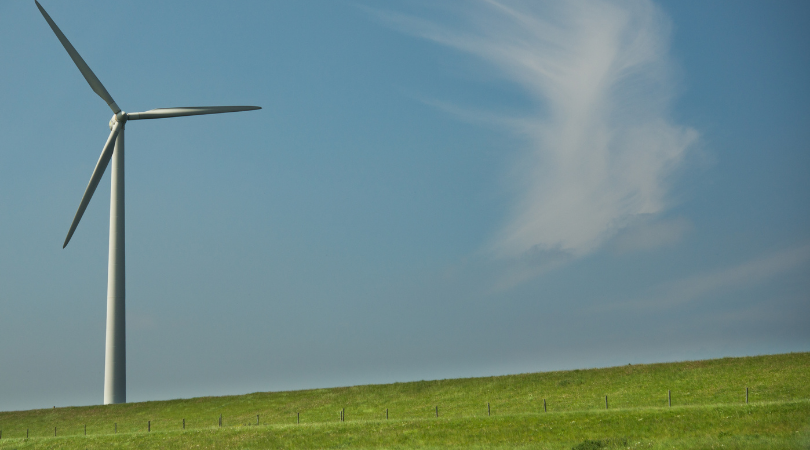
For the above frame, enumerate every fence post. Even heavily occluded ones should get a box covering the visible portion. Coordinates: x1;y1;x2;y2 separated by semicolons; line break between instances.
668;390;671;407
54;427;56;437
85;424;87;436
746;387;749;404
386;408;389;419
605;395;608;409
219;414;222;427
183;418;185;430
115;423;117;433
257;415;259;426
297;412;300;424
488;402;490;416
435;406;438;417
148;421;151;432
544;399;547;412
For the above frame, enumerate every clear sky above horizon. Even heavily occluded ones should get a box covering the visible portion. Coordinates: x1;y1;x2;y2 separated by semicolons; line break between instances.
0;0;808;411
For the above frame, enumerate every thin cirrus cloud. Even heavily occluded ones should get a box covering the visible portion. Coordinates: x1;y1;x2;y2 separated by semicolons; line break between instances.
379;0;698;263
609;216;693;254
596;242;810;312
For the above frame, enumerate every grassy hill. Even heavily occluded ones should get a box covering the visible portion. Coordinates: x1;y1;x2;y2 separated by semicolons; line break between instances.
0;352;808;449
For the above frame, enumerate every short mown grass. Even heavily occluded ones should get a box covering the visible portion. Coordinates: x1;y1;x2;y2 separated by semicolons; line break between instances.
0;352;808;449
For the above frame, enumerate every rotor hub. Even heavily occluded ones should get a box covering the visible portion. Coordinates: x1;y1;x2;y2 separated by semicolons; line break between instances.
109;112;127;130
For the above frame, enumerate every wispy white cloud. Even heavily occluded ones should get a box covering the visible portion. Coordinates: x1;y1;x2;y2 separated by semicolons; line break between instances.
609;216;692;253
378;0;698;263
599;242;810;311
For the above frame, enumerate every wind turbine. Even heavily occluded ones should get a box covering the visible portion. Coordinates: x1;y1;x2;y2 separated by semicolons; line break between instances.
36;1;261;405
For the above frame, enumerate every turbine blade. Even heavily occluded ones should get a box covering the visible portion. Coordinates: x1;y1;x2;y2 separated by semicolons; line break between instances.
63;122;122;248
35;1;120;114
127;106;261;120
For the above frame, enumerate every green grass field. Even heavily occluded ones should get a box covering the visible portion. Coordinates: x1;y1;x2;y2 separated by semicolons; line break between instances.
1;352;808;449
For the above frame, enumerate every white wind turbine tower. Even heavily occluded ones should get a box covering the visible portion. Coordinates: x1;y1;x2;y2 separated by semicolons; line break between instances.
36;1;261;404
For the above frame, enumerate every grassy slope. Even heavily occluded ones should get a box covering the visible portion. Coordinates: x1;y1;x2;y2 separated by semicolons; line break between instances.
0;352;808;449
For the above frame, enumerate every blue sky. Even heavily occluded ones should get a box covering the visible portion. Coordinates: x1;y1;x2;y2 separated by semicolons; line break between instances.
0;0;808;411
